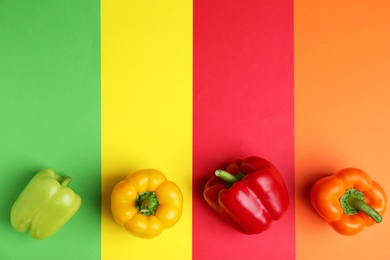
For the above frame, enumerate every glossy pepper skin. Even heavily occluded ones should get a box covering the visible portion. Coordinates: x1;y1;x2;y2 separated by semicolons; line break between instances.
311;168;386;236
203;156;289;234
11;168;81;240
111;169;183;239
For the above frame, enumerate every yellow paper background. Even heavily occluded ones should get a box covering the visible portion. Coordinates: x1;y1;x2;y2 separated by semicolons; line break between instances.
101;1;192;259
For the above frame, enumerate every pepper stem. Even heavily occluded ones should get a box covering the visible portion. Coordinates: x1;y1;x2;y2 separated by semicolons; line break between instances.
215;170;238;183
61;177;72;187
340;188;382;223
136;191;159;216
215;170;245;189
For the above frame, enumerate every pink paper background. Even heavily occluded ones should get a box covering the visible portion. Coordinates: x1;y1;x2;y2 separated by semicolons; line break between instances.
193;0;295;259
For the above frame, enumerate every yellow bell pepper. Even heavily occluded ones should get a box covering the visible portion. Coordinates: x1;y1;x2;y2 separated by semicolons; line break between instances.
111;169;183;239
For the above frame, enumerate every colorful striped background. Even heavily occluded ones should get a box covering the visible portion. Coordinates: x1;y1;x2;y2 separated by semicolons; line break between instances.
1;0;389;259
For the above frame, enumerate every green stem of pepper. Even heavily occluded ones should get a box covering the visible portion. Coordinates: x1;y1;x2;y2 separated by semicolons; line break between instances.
215;170;245;188
61;177;72;187
136;191;159;216
340;188;382;223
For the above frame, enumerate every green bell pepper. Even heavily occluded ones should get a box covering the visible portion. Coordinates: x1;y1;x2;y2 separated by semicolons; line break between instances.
10;168;81;239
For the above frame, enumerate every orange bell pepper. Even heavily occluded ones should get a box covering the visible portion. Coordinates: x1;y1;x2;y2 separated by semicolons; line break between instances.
310;168;386;236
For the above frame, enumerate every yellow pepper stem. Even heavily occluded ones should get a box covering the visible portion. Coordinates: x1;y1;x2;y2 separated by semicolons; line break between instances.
136;191;159;216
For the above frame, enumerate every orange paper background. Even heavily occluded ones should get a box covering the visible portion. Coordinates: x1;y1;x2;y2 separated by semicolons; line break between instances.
295;0;390;259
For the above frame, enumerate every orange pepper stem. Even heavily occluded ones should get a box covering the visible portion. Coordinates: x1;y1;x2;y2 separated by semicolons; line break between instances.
135;191;159;216
340;188;383;223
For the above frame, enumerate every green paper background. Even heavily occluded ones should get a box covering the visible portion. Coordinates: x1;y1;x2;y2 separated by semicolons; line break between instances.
0;1;101;259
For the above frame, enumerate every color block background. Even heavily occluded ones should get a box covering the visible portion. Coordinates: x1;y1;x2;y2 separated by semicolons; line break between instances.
0;1;101;259
101;0;192;259
193;0;295;259
0;0;389;259
295;0;390;259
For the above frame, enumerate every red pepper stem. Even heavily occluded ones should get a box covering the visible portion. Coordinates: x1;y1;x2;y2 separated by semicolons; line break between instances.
61;177;72;187
215;170;239;183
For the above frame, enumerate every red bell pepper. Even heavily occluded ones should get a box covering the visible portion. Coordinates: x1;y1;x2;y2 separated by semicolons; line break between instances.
203;156;289;234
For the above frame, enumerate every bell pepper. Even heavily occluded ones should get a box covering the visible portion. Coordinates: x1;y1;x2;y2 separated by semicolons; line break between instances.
111;169;183;239
203;156;289;234
311;168;386;236
10;168;82;240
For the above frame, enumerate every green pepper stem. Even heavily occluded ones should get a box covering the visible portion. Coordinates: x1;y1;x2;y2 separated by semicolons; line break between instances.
61;177;72;187
340;188;383;223
215;170;245;184
350;198;382;223
136;191;159;216
215;170;238;183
